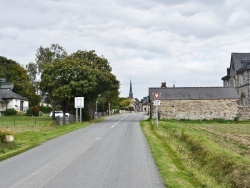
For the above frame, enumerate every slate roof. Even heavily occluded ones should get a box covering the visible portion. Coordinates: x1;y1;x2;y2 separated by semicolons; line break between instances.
0;89;28;101
149;87;239;100
230;53;250;71
222;53;250;79
0;98;6;102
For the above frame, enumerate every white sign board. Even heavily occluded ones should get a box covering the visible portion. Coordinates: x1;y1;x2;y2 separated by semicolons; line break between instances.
154;100;161;106
75;97;84;108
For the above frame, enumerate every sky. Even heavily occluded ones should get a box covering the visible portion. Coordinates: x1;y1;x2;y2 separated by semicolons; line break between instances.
1;0;250;100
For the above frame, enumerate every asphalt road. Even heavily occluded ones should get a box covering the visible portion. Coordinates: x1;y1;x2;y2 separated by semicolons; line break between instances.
0;113;164;188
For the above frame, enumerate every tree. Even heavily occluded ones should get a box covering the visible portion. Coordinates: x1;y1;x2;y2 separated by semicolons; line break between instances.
0;56;40;107
26;62;39;94
35;43;67;74
26;62;38;84
34;43;68;106
70;50;120;118
119;98;132;110
40;50;120;119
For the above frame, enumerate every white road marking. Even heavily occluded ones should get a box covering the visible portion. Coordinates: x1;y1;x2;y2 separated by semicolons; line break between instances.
111;115;128;128
10;156;64;188
39;144;92;188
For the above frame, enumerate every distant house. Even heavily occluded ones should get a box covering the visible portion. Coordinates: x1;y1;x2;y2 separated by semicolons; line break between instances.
0;89;29;116
222;52;250;106
139;97;149;112
149;86;240;120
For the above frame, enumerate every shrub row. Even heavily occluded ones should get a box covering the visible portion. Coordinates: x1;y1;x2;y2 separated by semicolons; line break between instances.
3;106;52;116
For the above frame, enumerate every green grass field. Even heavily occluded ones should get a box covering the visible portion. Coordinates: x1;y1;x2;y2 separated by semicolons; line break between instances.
0;116;103;161
141;119;250;188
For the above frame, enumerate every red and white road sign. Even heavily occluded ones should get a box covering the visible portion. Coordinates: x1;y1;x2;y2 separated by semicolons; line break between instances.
153;92;161;100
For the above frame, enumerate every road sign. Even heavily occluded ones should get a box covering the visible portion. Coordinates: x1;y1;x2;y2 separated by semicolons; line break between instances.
0;78;6;82
0;83;14;90
153;92;161;100
154;100;161;106
74;97;84;108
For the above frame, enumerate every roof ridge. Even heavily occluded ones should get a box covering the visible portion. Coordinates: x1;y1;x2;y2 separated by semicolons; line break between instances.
149;86;233;89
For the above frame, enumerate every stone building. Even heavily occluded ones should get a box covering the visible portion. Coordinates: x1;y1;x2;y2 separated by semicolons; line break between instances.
222;52;250;106
149;87;240;120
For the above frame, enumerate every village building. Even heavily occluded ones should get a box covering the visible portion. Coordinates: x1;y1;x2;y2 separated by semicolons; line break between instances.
127;79;141;111
0;79;29;116
149;86;240;120
149;52;250;120
139;97;149;112
222;52;250;106
0;89;29;116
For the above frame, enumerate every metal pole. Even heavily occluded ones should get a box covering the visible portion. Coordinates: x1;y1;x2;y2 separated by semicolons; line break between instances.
76;108;78;122
80;108;82;123
156;105;158;126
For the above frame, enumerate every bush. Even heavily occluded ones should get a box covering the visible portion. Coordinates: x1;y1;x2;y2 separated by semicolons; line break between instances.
26;108;33;116
16;110;25;116
33;106;39;116
26;106;40;116
4;108;16;116
39;105;52;114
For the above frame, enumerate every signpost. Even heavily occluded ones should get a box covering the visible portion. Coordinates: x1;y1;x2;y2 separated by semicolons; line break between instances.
152;92;161;126
153;92;161;100
0;78;14;90
153;100;161;106
0;78;6;82
0;83;14;90
75;97;84;122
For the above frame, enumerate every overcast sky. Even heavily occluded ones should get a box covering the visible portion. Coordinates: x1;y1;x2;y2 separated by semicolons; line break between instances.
1;0;250;99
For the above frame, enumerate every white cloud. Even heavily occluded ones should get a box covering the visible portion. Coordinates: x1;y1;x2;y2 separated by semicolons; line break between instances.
1;0;250;99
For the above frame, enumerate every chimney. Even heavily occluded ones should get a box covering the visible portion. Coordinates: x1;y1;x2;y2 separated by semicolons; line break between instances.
161;82;166;88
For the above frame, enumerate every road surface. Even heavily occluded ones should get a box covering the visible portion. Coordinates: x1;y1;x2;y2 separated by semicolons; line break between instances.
0;113;164;188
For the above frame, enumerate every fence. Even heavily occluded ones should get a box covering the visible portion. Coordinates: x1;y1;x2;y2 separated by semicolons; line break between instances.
0;116;53;127
0;110;123;127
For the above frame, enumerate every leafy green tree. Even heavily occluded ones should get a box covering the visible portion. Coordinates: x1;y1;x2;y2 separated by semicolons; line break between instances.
36;43;67;74
119;98;132;110
0;56;39;107
70;50;120;118
40;50;120;119
26;62;40;94
26;62;37;83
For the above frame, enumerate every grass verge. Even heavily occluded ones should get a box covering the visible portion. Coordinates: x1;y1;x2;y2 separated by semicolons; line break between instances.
0;117;104;161
141;119;250;188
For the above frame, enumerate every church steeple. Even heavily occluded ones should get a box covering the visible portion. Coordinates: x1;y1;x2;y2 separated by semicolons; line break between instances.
129;79;133;99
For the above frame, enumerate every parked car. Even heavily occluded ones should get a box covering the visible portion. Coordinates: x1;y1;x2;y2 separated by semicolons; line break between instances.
49;111;69;117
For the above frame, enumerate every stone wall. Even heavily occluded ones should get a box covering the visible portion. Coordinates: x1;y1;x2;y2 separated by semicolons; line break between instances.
238;106;250;120
152;99;239;120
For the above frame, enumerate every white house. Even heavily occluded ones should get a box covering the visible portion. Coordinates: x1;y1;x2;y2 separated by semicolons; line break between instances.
0;89;29;116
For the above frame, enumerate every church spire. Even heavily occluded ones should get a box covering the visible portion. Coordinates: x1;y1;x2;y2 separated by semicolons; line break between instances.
129;79;133;99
